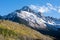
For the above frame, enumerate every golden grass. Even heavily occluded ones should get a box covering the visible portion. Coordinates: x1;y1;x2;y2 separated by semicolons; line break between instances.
0;20;54;40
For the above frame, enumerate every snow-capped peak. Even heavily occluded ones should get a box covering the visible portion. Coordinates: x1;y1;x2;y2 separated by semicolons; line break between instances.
20;6;34;13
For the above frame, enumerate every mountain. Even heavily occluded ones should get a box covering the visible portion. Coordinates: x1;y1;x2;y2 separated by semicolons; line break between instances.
0;20;53;40
0;6;60;40
3;6;60;30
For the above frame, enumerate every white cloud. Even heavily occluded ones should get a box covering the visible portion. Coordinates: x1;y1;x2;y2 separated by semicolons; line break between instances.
47;3;53;7
30;3;60;13
38;6;49;13
47;3;57;11
58;9;60;13
29;5;38;10
30;5;49;13
57;7;60;13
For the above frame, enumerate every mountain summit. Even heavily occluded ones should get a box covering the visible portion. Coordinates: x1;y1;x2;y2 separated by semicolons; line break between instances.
21;6;33;12
16;6;34;13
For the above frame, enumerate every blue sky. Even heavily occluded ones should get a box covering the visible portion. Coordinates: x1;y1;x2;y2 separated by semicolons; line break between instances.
0;0;60;18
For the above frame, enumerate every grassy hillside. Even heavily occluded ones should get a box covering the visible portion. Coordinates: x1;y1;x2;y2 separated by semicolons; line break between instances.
0;20;54;40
